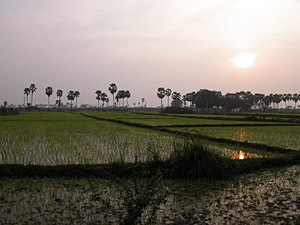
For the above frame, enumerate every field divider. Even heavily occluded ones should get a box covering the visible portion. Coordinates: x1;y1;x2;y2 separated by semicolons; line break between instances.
80;113;299;155
156;123;300;128
131;112;300;124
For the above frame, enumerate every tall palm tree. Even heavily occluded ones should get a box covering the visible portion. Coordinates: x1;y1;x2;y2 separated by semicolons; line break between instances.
125;90;131;108
96;95;101;111
142;98;145;107
100;92;107;108
293;93;299;109
74;91;80;110
115;91;122;109
45;86;53;110
117;90;126;109
24;88;30;107
67;91;75;111
165;88;172;107
157;87;166;111
108;83;117;109
29;83;37;106
281;94;287;110
105;98;109;108
56;90;63;110
95;90;101;111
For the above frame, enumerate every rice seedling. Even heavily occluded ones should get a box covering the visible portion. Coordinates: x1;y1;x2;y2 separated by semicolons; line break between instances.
174;126;300;150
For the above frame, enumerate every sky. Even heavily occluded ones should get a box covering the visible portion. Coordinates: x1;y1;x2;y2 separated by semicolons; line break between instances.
1;0;300;107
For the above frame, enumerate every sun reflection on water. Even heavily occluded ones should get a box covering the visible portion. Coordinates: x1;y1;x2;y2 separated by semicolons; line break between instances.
234;151;246;160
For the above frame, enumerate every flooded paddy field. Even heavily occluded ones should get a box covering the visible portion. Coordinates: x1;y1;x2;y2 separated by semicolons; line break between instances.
1;111;299;224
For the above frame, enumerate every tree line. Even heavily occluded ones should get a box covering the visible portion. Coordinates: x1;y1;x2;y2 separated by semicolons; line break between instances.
23;83;131;110
157;88;300;111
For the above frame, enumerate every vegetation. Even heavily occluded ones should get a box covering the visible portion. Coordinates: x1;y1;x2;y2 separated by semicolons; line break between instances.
1;111;300;224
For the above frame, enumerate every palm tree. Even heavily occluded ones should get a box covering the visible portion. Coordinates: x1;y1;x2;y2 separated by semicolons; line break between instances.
115;91;122;109
96;95;101;111
281;94;287;110
95;90;101;111
109;83;117;109
74;91;80;110
29;83;37;106
105;98;109;108
157;87;166;110
142;98;145;107
125;90;131;108
45;86;53;110
293;93;299;109
56;90;63;110
24;88;30;107
100;92;107;108
67;91;75;111
117;90;126;109
171;92;181;107
165;88;172;107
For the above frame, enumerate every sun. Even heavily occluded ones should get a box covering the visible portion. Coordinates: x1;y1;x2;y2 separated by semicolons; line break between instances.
231;52;256;69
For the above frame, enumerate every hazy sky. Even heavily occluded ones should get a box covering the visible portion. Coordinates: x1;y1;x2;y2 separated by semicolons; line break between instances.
1;0;300;106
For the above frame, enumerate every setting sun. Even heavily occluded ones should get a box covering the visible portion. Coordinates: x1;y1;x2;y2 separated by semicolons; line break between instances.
231;52;256;69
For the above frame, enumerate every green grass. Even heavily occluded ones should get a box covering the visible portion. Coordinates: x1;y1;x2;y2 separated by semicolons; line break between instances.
171;126;300;150
1;111;300;223
0;112;179;165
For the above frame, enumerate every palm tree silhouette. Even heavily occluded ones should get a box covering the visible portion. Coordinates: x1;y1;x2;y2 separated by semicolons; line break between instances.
24;88;30;107
105;98;109;108
56;90;63;110
100;92;107;108
157;87;166;111
45;86;53;110
74;91;80;110
95;90;101;111
165;88;172;107
67;91;75;111
29;84;37;107
109;83;117;109
125;90;131;108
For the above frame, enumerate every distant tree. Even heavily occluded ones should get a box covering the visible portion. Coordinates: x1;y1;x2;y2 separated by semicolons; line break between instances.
29;83;37;106
281;94;287;110
125;90;131;108
74;91;80;110
165;88;172;107
171;92;182;108
105;98;109;107
45;86;53;110
95;90;101;111
141;98;145;107
56;89;63;110
4;101;7;108
100;92;107;108
157;87;166;110
109;83;117;109
24;88;30;107
67;91;75;110
293;93;299;109
115;94;120;109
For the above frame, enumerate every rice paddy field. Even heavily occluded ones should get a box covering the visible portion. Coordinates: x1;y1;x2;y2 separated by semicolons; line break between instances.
1;110;300;224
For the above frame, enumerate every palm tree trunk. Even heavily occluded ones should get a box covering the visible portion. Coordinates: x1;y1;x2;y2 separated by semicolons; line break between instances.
48;96;50;110
161;98;163;111
113;94;115;110
31;93;33;106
